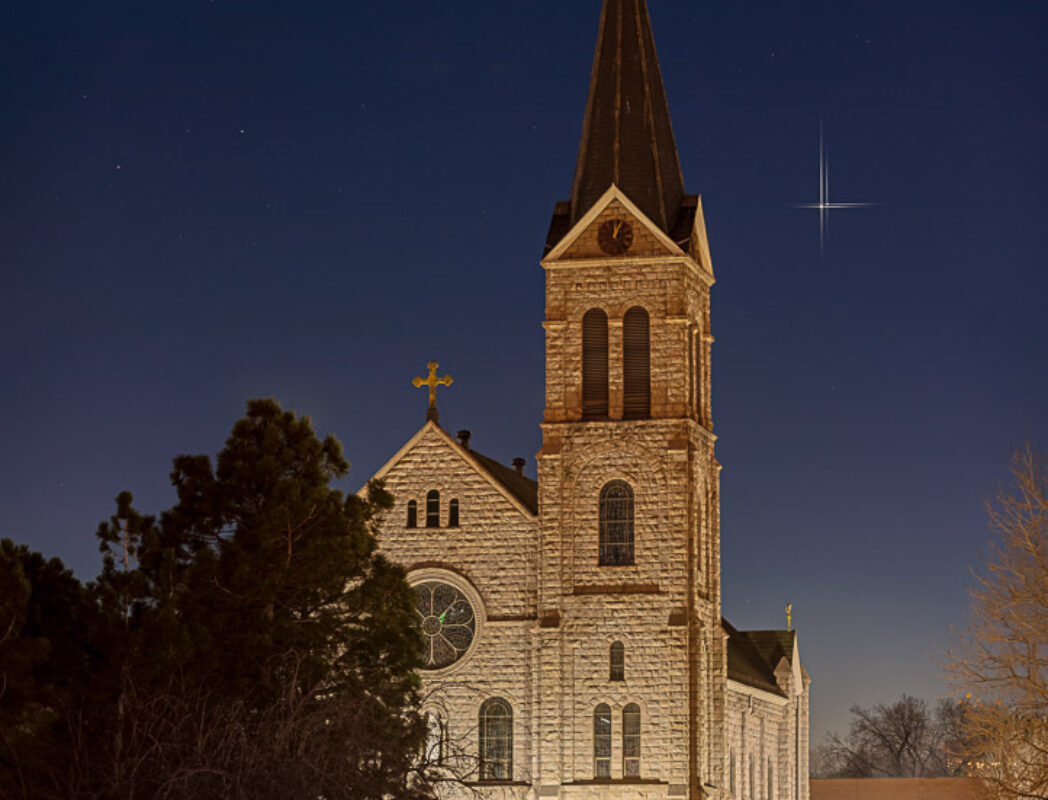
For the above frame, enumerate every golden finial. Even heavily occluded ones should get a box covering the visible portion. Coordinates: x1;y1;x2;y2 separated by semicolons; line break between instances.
412;361;453;424
786;603;793;631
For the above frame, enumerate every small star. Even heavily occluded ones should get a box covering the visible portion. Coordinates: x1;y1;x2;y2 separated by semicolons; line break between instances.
115;163;122;170
239;128;245;134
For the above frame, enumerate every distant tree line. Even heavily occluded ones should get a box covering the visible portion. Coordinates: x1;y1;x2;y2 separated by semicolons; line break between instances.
0;399;454;800
811;694;971;779
815;442;1048;800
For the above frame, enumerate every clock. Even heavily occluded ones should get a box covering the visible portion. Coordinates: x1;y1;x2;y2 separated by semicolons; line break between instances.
413;580;477;670
597;218;634;255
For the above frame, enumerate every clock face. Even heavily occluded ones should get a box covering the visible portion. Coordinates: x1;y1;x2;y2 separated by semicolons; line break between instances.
413;580;477;670
597;218;634;255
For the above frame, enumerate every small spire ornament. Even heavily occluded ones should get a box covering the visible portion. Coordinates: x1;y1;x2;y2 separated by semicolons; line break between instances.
412;361;453;424
786;602;793;631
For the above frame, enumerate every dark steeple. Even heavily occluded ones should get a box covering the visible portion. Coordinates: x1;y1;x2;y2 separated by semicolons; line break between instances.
570;0;686;232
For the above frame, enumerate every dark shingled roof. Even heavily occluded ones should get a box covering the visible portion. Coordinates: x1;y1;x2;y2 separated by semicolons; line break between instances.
467;450;538;516
548;0;688;253
723;619;796;697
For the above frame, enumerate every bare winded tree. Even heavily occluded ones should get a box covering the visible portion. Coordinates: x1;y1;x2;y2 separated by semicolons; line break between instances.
946;442;1048;800
814;695;957;778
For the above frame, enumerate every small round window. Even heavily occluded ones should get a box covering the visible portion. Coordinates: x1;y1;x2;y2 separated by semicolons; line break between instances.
413;581;477;670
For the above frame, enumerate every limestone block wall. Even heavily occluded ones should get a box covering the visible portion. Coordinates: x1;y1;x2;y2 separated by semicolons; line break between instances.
371;425;540;795
724;683;809;800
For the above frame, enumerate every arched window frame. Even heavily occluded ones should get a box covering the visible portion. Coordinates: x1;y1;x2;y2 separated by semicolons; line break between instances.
622;703;641;777
407;500;417;528
448;498;459;528
622;306;651;419
478;698;513;781
599;480;635;566
609;641;625;681
426;490;440;528
593;703;612;778
582;308;609;419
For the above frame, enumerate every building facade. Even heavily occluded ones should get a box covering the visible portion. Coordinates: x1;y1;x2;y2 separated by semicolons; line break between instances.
366;1;810;798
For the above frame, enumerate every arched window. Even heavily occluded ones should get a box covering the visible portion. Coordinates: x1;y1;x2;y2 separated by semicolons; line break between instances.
582;308;609;419
479;698;512;781
424;711;446;764
609;641;625;681
623;703;641;777
599;480;634;566
730;749;736;795
622;306;650;419
426;490;440;528
407;500;417;528
593;704;612;778
448;498;459;527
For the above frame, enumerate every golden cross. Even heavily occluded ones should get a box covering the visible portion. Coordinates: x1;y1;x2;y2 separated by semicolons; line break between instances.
412;361;453;423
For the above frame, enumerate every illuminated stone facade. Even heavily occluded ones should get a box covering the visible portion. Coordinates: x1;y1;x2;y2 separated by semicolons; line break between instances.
365;1;810;798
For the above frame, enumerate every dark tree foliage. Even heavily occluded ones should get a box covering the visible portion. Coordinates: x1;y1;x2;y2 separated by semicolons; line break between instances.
1;399;435;800
813;695;960;779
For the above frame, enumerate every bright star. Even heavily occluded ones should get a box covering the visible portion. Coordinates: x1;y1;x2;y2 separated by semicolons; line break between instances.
792;124;874;253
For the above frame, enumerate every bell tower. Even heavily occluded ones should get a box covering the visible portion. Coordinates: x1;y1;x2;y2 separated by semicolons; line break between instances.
534;0;724;796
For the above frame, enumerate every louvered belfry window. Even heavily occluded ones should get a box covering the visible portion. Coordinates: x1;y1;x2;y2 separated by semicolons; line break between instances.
622;306;651;419
599;480;634;566
582;308;609;419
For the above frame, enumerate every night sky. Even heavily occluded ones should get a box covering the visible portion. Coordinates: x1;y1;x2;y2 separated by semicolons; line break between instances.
3;0;1046;746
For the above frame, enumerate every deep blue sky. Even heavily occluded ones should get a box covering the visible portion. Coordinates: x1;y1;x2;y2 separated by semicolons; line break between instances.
2;0;1046;746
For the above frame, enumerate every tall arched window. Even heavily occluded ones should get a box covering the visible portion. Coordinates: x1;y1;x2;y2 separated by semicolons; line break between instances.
582;308;609;419
730;749;736;795
623;703;641;777
479;698;512;781
609;641;625;681
448;498;459;528
622;306;650;419
426;490;440;528
407;500;417;528
593;704;612;778
599;480;634;566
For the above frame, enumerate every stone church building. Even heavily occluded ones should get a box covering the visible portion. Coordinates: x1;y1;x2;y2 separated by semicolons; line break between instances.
365;1;811;798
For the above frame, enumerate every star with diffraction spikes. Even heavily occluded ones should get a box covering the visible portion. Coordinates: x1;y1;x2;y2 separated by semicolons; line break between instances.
792;124;875;254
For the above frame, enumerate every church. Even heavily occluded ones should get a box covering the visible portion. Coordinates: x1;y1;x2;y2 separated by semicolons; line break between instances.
365;1;810;798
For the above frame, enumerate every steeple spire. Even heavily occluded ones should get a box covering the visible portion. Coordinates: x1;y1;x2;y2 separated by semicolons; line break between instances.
570;0;686;232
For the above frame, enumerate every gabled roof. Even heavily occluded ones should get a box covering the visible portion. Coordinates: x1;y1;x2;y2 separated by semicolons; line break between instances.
562;0;687;243
365;421;538;519
723;618;796;697
468;450;538;515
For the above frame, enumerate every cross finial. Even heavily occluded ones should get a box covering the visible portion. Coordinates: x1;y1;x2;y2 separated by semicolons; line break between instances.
786;602;793;631
412;361;453;424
